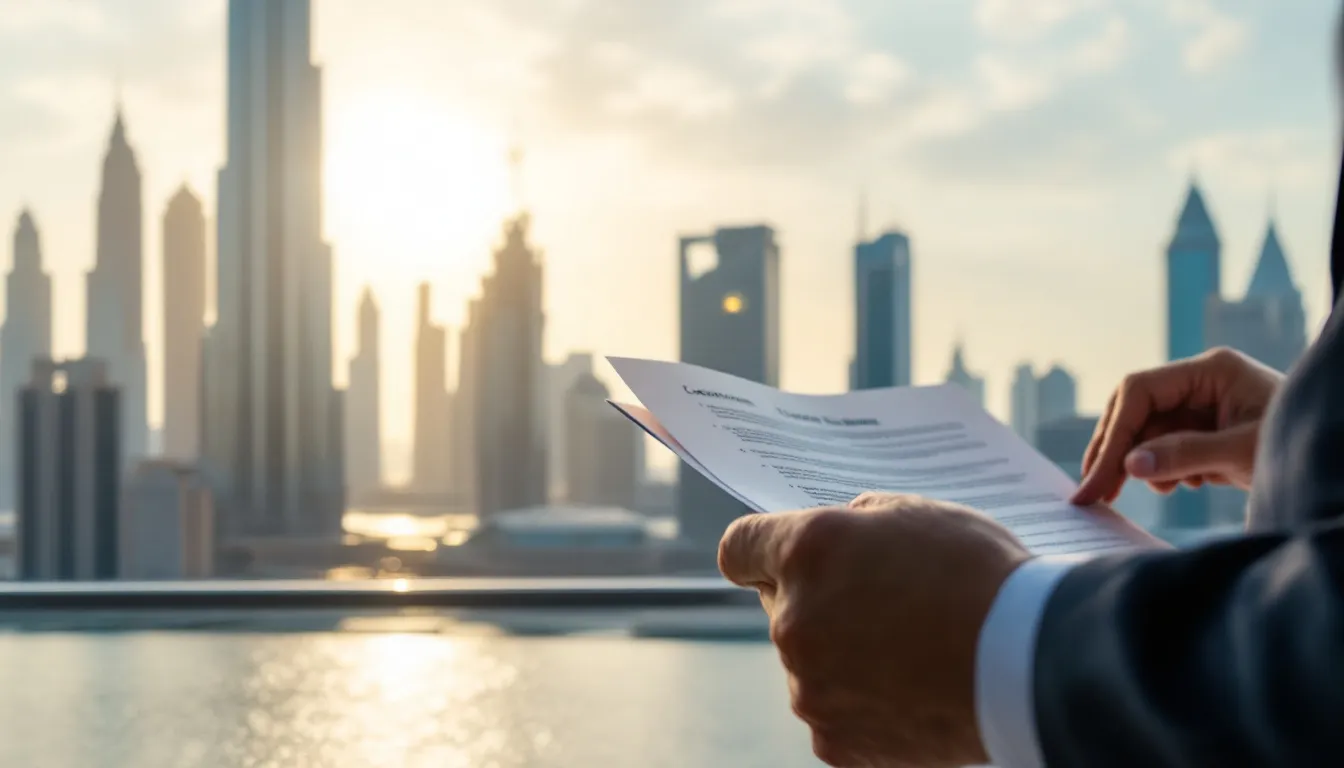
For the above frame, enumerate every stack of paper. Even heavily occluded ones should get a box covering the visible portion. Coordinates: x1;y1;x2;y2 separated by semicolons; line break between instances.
607;357;1161;556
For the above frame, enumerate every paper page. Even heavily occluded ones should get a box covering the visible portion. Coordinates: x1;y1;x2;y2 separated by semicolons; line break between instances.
608;401;762;510
608;357;1162;556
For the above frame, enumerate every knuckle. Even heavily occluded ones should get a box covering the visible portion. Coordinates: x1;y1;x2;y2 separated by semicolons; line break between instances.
770;606;810;661
1203;346;1244;369
848;491;910;510
847;491;882;509
1118;371;1146;400
779;508;850;579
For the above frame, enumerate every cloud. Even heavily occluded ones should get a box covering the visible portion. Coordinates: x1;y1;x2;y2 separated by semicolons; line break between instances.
843;52;911;106
1168;0;1250;74
900;87;982;141
977;55;1054;111
604;61;738;120
974;0;1092;41
1071;15;1130;73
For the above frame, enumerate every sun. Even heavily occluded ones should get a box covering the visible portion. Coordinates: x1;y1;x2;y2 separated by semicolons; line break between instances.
323;86;511;283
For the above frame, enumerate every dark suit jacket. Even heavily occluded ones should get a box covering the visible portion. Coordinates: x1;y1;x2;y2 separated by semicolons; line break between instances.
1032;159;1344;764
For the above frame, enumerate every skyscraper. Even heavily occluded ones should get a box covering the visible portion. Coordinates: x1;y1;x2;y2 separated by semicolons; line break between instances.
564;372;639;509
412;283;450;492
1164;181;1222;528
203;0;343;537
1036;415;1099;482
469;214;547;516
0;210;52;510
87;107;148;471
853;231;912;390
945;342;986;408
17;359;120;581
452;298;480;510
678;225;780;549
345;287;382;497
1205;218;1307;373
545;352;595;501
1167;182;1222;360
1010;363;1038;445
162;184;206;460
1036;365;1078;426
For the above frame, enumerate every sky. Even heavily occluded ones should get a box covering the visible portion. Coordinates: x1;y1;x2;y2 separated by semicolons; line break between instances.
0;0;1339;483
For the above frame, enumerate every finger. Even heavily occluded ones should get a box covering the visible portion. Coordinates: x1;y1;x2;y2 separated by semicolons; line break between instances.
1124;422;1259;483
718;512;787;588
1073;362;1205;504
1081;390;1118;477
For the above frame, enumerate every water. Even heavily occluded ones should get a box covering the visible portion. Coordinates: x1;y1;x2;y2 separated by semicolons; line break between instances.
0;626;821;767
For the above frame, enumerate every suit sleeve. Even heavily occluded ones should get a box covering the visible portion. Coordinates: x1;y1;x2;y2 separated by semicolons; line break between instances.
1033;524;1344;767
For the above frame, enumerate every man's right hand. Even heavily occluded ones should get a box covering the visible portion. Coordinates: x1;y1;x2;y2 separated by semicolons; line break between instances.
1072;347;1283;505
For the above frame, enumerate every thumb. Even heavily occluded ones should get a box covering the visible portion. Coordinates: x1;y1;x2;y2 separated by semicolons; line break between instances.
1125;423;1257;482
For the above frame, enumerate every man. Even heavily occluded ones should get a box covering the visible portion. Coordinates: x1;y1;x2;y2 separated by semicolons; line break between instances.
718;30;1344;768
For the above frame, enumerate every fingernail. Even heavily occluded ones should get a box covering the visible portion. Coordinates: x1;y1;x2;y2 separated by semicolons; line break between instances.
1126;449;1156;477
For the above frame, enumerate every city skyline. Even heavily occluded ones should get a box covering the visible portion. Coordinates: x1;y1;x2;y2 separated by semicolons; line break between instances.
0;1;1339;485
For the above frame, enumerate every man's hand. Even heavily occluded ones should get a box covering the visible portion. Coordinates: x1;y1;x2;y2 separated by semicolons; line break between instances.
718;492;1030;768
1072;347;1283;505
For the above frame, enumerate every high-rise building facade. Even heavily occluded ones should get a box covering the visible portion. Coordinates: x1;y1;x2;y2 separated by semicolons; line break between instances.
1167;183;1222;359
1164;182;1222;528
17;359;120;580
564;372;638;509
162;184;207;460
1205;219;1307;373
1010;363;1038;445
1036;365;1078;426
121;460;215;579
87;108;149;472
545;352;595;501
469;214;547;516
345;287;382;497
1036;415;1098;482
678;225;780;548
452;299;480;509
0;210;52;510
412;282;451;492
203;0;343;537
945;342;986;408
853;231;912;390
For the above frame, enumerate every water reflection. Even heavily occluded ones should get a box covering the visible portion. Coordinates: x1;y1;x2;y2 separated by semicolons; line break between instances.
0;629;820;767
342;510;478;553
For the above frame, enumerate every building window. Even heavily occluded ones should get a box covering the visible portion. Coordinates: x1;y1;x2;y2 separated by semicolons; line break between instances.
721;292;746;314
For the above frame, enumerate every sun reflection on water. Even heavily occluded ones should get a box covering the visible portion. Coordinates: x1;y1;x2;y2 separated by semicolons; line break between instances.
342;510;477;554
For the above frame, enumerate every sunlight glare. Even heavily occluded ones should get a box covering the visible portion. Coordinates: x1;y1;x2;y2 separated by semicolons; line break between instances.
324;86;511;279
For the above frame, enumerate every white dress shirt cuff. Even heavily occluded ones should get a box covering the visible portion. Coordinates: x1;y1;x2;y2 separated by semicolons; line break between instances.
975;555;1088;768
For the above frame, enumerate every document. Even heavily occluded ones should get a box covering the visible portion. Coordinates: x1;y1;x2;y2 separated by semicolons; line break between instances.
607;357;1163;556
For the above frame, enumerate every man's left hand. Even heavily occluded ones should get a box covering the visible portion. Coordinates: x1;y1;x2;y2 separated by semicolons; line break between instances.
718;492;1030;768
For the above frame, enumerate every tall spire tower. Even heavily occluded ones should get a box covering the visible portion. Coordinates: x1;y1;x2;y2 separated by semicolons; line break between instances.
1162;180;1222;529
0;210;53;508
88;104;148;470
